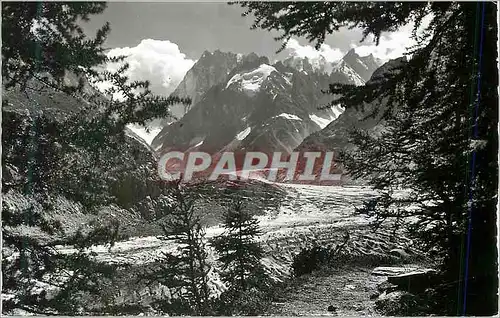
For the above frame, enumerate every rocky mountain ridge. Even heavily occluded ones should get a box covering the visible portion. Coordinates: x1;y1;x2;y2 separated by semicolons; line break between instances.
295;56;407;158
151;48;381;162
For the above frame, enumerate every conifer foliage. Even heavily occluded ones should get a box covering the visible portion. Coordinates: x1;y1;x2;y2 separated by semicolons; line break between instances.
150;182;212;315
2;2;188;314
236;1;498;315
211;200;270;314
2;2;109;93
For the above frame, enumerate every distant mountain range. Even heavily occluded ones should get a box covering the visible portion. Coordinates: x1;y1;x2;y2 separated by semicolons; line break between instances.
151;48;381;159
295;56;407;156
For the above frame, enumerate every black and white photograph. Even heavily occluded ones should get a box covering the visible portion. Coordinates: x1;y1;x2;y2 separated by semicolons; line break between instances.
1;1;498;316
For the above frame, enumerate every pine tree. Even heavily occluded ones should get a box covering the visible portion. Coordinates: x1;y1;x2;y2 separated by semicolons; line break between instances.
149;181;212;315
2;2;189;314
2;2;108;93
210;200;270;314
235;2;498;315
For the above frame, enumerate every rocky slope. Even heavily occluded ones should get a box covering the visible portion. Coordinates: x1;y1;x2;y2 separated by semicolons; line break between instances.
295;57;407;157
119;50;242;144
170;50;242;117
1;76;165;237
2;74;287;237
340;49;381;83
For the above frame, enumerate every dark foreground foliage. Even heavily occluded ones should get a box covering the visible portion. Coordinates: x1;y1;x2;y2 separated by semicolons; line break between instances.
236;2;498;315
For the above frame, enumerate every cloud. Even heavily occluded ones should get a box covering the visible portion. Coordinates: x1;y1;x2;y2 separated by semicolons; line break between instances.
350;15;433;62
283;39;344;72
104;39;195;97
349;28;413;62
285;38;344;63
92;39;195;144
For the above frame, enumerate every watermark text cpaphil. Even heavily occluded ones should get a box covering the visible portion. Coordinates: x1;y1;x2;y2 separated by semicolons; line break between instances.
157;151;342;183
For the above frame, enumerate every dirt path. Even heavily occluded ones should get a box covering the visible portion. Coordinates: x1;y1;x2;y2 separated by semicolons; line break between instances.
270;266;387;316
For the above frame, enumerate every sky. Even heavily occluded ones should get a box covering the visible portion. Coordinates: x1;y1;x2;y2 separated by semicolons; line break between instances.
82;2;416;98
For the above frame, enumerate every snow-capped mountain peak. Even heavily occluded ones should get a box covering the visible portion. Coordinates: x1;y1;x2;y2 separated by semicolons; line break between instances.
340;48;381;82
332;60;366;86
282;55;336;75
226;64;277;96
151;47;381;154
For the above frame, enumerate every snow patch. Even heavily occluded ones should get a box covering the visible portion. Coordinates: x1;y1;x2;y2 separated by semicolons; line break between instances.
236;127;251;141
154;143;163;151
186;137;205;151
283;72;293;86
309;104;344;129
356;57;369;70
126;123;162;145
333;61;366;86
309;114;334;129
194;140;204;147
275;113;302;121
284;39;343;74
331;104;345;118
226;64;277;96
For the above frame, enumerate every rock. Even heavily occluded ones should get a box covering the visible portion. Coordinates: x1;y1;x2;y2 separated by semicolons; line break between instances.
369;292;379;300
327;305;337;312
387;269;438;293
2;164;22;185
389;248;410;259
371;266;418;276
375;291;426;316
377;280;398;293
